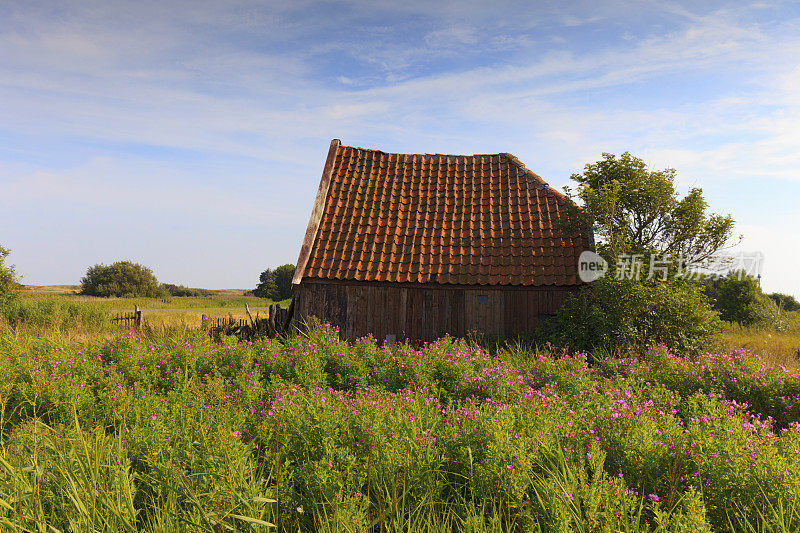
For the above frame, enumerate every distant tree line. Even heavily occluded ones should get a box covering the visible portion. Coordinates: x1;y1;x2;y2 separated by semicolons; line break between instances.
77;259;297;301
768;292;800;312
79;261;212;298
161;284;214;297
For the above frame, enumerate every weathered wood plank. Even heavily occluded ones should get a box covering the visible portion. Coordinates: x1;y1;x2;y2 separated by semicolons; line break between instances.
442;289;452;337
345;286;356;340
292;139;340;286
356;286;368;339
508;291;517;334
462;290;473;336
378;285;388;340
432;289;441;341
293;282;581;342
268;304;275;334
294;286;304;319
502;291;512;337
409;287;423;340
327;283;345;331
399;287;408;340
335;284;347;332
528;290;539;332
423;289;433;341
365;286;375;339
385;286;398;340
494;290;504;335
406;287;417;340
455;289;465;338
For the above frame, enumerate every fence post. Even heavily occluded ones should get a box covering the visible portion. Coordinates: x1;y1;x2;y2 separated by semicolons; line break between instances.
268;304;276;335
134;305;142;328
278;307;287;333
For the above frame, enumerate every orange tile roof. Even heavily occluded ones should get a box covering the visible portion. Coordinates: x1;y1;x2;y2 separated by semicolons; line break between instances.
293;140;592;286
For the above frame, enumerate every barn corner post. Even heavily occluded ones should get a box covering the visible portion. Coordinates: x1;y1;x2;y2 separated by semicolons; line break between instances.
290;141;591;344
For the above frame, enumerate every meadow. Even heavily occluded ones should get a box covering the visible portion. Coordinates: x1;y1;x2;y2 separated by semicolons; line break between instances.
17;285;280;310
1;296;800;531
7;286;290;331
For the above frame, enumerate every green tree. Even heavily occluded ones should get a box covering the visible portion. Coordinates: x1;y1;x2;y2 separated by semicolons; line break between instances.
253;269;277;299
0;244;19;298
547;153;737;355
705;270;768;325
253;264;295;300
80;261;166;298
565;152;736;272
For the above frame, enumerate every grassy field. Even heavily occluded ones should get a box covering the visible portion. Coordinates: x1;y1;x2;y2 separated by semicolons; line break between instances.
716;325;800;371
10;286;291;330
1;294;800;531
0;314;799;530
20;284;279;309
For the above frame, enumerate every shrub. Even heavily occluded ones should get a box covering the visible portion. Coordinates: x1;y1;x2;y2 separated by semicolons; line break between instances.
768;292;800;312
80;261;167;298
548;276;721;357
704;270;767;325
0;245;18;299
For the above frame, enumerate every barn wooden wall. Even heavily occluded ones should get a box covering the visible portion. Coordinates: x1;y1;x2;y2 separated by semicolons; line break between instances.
294;280;578;342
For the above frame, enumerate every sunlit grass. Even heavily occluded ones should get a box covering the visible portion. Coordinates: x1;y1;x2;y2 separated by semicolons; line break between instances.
2;291;291;337
17;286;278;310
717;323;800;371
1;321;800;531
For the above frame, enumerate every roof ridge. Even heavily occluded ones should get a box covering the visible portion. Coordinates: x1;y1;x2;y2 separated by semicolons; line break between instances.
343;141;510;160
340;141;567;201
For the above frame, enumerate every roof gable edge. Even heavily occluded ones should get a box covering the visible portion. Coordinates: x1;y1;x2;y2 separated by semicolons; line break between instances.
502;152;570;204
292;139;340;286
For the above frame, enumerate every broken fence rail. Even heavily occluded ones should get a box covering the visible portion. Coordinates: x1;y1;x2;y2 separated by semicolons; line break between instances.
111;306;143;328
204;302;292;340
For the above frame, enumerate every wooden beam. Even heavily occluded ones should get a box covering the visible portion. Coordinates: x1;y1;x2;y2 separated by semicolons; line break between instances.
292;139;341;286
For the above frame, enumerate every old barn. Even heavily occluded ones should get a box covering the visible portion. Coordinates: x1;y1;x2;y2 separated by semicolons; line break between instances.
291;139;592;342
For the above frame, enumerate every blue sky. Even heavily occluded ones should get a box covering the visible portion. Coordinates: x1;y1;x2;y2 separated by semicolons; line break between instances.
1;0;799;296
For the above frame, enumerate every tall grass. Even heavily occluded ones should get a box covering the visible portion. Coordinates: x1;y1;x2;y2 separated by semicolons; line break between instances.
0;296;108;331
2;323;800;531
716;322;800;370
0;417;277;531
1;294;292;336
16;290;286;311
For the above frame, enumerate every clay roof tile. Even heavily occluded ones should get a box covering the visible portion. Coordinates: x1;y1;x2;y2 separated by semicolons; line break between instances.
295;140;592;286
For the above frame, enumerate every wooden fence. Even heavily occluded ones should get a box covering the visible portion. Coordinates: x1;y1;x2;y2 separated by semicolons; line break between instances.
204;317;250;330
110;302;293;340
111;306;143;328
204;302;293;341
